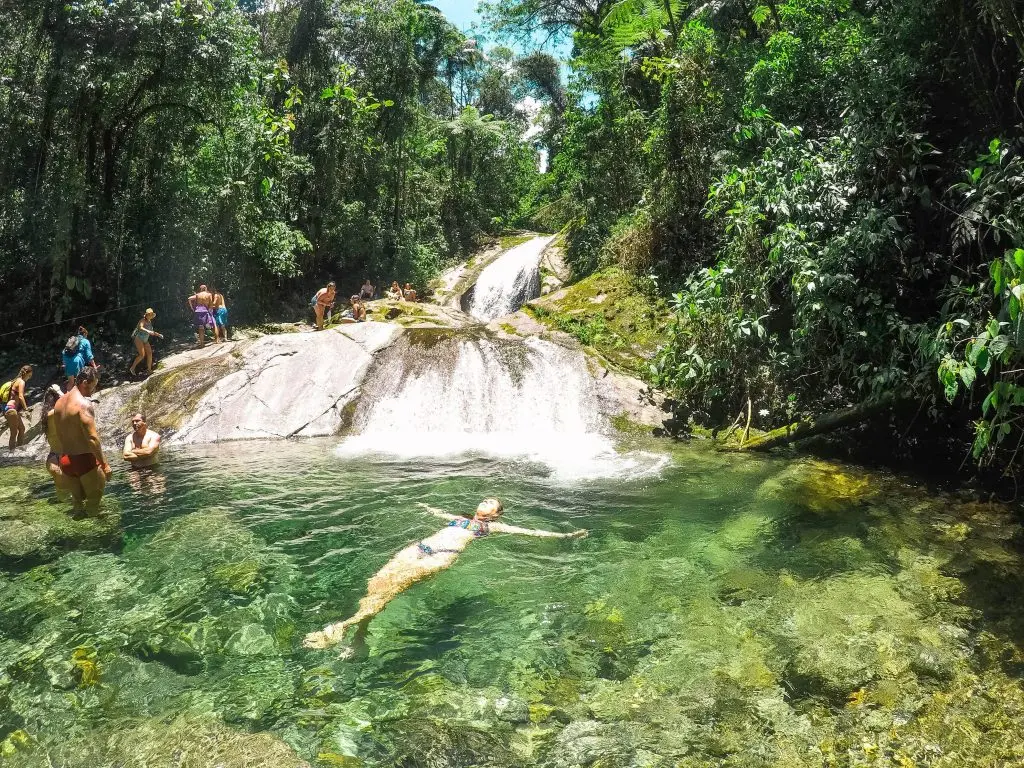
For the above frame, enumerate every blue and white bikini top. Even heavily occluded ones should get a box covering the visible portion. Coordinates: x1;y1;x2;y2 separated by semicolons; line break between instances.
448;518;490;537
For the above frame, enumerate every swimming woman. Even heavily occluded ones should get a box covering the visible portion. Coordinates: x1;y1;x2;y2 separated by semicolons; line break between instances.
303;498;587;650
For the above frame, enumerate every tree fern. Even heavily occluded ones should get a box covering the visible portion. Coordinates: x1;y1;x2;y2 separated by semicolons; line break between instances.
601;0;686;52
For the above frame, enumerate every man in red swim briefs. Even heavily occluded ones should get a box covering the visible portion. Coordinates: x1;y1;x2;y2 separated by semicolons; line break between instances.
52;367;112;516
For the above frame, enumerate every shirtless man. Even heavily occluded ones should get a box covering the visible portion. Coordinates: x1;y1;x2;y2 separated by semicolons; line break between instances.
187;284;215;348
212;288;229;343
123;413;161;468
52;367;111;516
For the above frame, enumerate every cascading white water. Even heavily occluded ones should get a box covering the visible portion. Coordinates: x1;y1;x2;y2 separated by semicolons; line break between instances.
467;236;554;321
337;332;666;479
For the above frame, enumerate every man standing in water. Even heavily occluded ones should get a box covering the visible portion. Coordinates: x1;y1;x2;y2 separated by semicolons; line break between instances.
187;284;215;347
53;367;111;515
122;413;161;468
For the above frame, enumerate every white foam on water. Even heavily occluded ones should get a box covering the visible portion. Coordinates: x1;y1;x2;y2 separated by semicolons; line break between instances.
336;335;668;482
468;236;554;320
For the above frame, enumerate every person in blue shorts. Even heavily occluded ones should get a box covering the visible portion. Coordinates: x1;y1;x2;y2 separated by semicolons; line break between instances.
62;326;97;391
212;288;229;343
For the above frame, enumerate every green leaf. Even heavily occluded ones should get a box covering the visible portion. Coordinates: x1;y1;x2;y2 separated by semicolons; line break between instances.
959;366;976;388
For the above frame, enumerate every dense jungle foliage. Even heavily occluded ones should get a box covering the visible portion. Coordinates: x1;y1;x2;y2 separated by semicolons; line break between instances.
486;0;1024;478
0;0;548;332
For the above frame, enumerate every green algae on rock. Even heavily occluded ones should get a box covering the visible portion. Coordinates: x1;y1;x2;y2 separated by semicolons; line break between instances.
1;715;311;768
0;466;121;566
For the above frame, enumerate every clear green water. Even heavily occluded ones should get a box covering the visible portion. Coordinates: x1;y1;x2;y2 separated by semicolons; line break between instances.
3;439;1024;767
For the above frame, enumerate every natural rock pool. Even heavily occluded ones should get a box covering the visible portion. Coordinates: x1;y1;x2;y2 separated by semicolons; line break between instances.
2;438;1024;766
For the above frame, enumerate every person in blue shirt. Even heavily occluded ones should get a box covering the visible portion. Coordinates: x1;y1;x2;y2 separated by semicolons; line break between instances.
62;326;98;391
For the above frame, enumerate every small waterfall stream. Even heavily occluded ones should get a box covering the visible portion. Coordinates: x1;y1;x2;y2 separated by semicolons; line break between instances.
465;236;554;320
337;331;663;478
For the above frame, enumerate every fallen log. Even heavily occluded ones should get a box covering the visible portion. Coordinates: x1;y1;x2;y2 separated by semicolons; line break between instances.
719;395;896;452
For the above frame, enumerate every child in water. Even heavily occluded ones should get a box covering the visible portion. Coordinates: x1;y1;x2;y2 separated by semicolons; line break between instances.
303;498;587;650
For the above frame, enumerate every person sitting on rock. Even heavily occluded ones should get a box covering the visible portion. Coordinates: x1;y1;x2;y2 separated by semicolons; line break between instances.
123;413;161;468
303;498;587;653
359;278;375;300
340;295;367;324
402;283;417;302
2;365;32;450
53;367;111;516
313;281;336;330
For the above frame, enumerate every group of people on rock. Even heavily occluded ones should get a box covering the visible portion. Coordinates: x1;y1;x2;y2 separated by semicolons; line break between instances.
2;362;160;515
388;280;418;302
311;281;369;330
187;285;229;348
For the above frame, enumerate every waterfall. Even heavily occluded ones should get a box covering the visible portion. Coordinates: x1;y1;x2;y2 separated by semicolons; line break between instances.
466;236;554;321
337;331;664;479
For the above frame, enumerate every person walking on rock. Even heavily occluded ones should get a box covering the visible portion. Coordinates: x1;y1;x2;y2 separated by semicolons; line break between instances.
129;308;163;377
122;413;161;468
53;367;111;516
62;326;97;391
212;288;229;342
2;365;33;450
187;285;215;348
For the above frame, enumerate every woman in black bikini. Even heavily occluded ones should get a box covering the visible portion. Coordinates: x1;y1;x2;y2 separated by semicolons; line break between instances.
303;498;587;650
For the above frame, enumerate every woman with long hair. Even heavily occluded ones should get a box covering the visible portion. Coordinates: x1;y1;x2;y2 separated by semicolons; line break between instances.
2;365;32;450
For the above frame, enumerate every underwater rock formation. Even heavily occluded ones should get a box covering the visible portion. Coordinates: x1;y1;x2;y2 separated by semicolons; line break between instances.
0;466;121;566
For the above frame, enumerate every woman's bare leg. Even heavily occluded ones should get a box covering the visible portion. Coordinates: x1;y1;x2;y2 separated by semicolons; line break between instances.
303;548;456;649
6;412;21;450
129;337;145;374
144;342;154;374
314;304;325;330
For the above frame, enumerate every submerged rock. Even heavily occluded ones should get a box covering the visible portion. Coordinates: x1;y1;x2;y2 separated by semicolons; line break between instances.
0;466;121;567
755;458;876;514
2;715;310;767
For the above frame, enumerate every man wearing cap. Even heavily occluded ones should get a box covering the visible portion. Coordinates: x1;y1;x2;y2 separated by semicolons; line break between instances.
129;308;163;377
122;413;161;468
62;326;97;391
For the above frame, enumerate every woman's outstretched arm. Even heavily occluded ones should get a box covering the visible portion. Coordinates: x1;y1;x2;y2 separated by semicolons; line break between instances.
417;503;462;522
489;521;588;539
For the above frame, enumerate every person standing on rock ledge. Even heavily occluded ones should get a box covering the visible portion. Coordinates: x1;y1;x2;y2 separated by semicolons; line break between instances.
187;284;216;348
2;365;33;450
123;413;161;468
53;367;111;516
312;281;336;330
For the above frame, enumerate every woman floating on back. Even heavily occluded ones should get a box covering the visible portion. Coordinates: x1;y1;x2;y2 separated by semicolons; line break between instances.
303;498;587;650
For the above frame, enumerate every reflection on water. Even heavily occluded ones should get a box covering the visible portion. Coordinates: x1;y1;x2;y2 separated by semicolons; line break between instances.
123;466;168;499
2;438;1024;767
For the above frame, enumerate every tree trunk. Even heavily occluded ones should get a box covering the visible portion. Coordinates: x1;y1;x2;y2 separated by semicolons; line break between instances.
719;396;896;452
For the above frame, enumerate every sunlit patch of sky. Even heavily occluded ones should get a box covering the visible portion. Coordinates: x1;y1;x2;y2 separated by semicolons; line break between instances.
430;0;571;58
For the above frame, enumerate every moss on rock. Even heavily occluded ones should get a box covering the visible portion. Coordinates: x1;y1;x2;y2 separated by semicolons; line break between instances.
525;267;668;375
